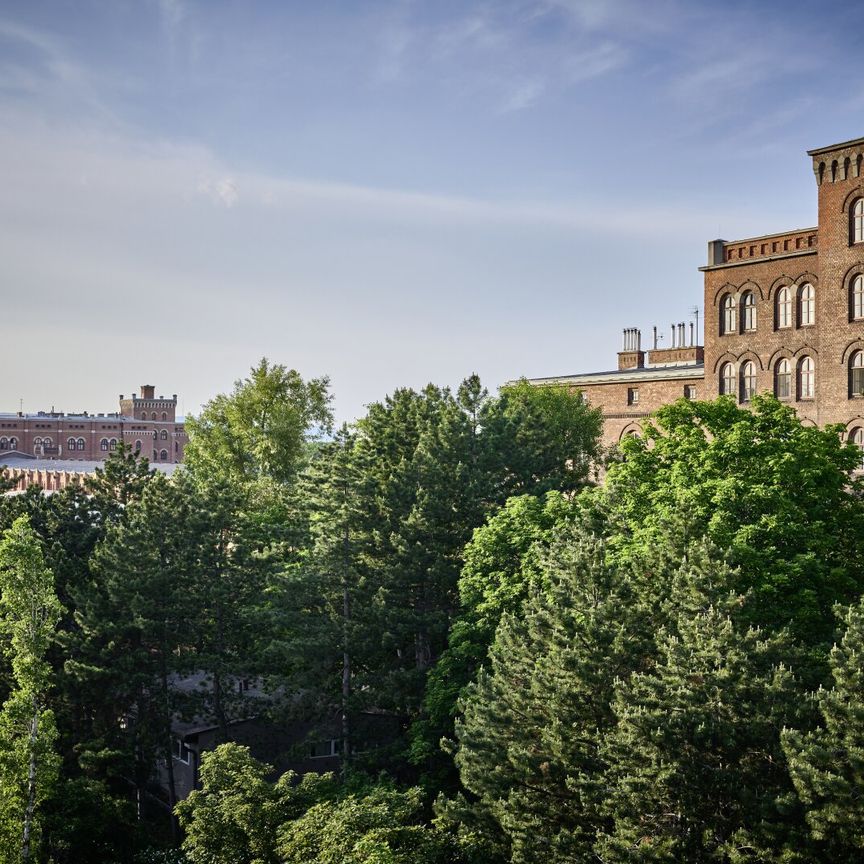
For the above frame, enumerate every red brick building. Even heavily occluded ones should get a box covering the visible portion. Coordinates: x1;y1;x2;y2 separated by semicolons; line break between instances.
530;135;864;451
0;385;188;464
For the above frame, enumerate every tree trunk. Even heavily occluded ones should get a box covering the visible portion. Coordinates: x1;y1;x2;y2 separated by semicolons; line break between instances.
340;518;351;778
21;700;39;864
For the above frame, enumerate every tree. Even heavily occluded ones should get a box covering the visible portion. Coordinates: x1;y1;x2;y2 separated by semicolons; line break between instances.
783;598;864;861
412;492;576;774
597;567;808;862
176;743;329;864
601;395;864;647
183;358;332;487
68;474;197;828
0;516;64;863
482;379;602;498
277;784;460;864
443;526;653;863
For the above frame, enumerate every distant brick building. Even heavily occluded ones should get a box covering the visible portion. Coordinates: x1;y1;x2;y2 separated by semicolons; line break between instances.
0;384;188;466
529;135;864;451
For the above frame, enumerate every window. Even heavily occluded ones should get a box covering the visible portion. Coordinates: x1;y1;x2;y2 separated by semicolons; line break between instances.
853;275;864;320
77;438;85;450
798;356;815;400
161;412;167;421
0;438;7;450
100;438;109;451
627;388;639;406
741;291;756;331
720;362;736;397
776;286;792;329
853;198;864;244
151;412;157;421
8;438;16;450
799;283;815;326
720;294;736;334
740;361;756;403
159;429;167;440
308;739;342;759
851;428;864;469
160;449;168;461
135;439;142;452
109;438;117;451
851;351;864;397
141;413;146;421
173;738;192;765
67;437;76;451
684;385;697;400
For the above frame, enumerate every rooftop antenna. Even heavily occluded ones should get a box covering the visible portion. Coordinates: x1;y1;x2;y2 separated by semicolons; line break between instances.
690;305;700;346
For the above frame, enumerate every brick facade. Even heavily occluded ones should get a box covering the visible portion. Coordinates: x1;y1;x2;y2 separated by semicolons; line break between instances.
0;384;188;465
529;135;864;450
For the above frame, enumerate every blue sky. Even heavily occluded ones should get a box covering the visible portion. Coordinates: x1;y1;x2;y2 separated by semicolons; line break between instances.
1;0;861;421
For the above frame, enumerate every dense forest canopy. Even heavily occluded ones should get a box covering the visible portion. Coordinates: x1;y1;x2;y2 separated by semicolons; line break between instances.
2;363;864;863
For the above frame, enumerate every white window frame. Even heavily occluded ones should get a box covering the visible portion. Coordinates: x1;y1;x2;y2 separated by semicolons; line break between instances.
740;361;756;403
799;356;815;400
775;359;791;400
799;283;815;327
776;286;792;329
741;292;756;331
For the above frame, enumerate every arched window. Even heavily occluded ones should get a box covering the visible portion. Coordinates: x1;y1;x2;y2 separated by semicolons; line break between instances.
174;441;179;453
141;413;147;421
850;428;864;468
100;438;109;451
720;294;736;335
799;283;815;326
776;286;792;329
160;449;168;461
0;438;7;451
135;440;142;452
109;438;117;451
77;438;85;450
850;351;864;397
8;438;16;450
853;275;864;320
740;361;756;403
161;412;167;421
151;412;158;421
67;437;76;451
798;356;815;400
852;198;864;244
741;291;756;331
159;429;167;440
720;362;736;397
775;358;791;399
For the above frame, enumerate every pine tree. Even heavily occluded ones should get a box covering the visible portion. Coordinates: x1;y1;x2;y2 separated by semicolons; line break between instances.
443;526;654;863
67;474;196;830
783;598;864;860
0;516;63;863
597;557;808;862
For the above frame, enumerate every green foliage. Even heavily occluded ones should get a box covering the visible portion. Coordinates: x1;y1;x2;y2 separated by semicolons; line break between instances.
598;569;808;862
277;784;460;864
484;379;602;497
0;516;64;862
783;598;864;860
184;358;332;487
177;743;307;864
413;492;576;770
443;526;649;862
603;395;864;645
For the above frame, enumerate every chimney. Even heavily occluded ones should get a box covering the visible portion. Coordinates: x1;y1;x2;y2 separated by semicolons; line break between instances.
618;327;645;370
707;239;727;266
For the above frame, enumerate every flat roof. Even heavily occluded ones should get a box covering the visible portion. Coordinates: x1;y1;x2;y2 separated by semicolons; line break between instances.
519;363;705;387
807;136;864;156
0;455;180;475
